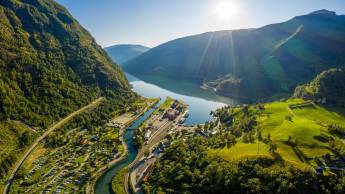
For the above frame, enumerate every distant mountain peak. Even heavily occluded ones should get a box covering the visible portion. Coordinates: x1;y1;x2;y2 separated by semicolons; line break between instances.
105;44;150;65
308;9;336;16
105;44;149;49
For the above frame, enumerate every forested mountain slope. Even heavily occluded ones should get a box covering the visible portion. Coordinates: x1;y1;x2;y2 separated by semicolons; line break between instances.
0;0;134;180
294;68;345;106
125;10;345;100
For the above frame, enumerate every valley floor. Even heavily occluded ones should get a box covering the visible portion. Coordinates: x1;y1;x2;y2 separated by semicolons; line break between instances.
4;98;158;194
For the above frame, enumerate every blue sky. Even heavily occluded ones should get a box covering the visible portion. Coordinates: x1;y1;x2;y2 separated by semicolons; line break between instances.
56;0;345;48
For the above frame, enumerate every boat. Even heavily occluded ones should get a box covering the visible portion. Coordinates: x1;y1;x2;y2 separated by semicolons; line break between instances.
183;110;189;118
179;118;186;124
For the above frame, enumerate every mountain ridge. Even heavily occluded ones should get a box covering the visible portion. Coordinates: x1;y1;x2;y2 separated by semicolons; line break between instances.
124;9;345;100
105;44;150;65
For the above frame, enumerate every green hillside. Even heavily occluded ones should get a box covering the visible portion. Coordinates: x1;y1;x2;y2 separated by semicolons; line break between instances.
125;10;345;100
142;99;345;193
212;99;345;168
0;0;135;182
294;68;345;106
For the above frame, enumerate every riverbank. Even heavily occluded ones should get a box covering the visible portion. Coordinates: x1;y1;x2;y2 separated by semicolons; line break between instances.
125;98;189;194
93;98;160;194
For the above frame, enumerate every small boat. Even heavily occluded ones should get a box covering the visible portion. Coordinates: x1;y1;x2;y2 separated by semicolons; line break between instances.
179;118;186;124
183;111;189;118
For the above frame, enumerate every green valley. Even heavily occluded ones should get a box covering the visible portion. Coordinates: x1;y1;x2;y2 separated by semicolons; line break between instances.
1;1;345;194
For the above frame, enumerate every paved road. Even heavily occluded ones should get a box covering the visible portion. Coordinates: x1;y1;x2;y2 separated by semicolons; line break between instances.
2;97;103;194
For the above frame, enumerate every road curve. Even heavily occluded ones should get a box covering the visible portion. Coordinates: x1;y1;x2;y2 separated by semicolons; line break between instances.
2;97;103;194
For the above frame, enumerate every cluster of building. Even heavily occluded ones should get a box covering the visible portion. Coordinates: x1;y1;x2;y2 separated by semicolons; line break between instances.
23;145;92;193
162;101;188;122
135;139;172;186
142;100;188;142
15;125;123;194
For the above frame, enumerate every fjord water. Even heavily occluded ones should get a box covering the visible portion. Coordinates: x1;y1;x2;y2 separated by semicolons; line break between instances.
94;106;157;194
126;73;241;124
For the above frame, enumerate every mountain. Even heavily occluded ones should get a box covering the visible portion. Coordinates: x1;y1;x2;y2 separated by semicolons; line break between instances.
104;44;150;65
0;0;133;178
294;68;345;106
0;0;132;126
124;10;345;101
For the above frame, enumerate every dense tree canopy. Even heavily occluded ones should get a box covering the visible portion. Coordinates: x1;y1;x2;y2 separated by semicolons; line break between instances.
294;68;345;106
0;0;134;180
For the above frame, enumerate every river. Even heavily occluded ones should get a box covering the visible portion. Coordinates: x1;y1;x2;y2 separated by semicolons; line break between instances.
94;106;158;194
94;73;242;194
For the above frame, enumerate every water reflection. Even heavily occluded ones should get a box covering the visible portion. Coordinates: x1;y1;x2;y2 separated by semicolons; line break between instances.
126;73;243;124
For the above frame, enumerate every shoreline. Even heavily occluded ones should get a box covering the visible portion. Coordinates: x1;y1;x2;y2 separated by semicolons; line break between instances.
89;98;160;194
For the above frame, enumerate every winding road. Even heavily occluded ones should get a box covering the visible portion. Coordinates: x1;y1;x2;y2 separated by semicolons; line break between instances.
2;97;103;194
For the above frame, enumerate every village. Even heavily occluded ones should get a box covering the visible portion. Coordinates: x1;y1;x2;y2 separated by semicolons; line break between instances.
126;98;192;193
12;123;124;194
9;99;159;194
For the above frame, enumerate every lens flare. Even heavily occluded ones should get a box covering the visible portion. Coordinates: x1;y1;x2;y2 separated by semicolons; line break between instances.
213;1;239;20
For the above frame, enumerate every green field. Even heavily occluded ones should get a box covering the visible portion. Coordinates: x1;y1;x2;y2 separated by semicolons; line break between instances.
210;99;345;168
209;142;271;161
151;96;174;116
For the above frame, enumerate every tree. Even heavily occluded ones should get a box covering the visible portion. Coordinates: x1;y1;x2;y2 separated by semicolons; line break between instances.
287;136;292;144
287;136;296;147
285;115;293;122
269;142;277;154
19;131;31;147
267;133;271;142
257;131;262;141
144;149;150;158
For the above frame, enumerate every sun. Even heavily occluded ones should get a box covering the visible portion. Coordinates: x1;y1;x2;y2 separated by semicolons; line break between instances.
213;1;239;21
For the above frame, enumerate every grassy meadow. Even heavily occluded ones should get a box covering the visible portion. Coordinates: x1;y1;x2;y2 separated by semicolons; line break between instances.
209;99;345;168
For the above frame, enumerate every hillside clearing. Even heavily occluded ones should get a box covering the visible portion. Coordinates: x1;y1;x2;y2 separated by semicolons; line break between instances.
211;98;345;168
208;142;271;161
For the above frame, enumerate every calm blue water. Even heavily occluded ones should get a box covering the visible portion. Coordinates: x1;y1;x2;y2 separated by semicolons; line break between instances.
126;73;240;124
94;106;158;194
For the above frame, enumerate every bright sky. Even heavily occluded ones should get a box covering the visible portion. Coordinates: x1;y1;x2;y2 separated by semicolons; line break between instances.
56;0;345;48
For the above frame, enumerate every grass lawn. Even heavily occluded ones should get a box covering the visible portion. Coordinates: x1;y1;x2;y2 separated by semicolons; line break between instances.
208;142;271;161
152;96;174;115
212;98;345;168
257;99;344;167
